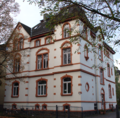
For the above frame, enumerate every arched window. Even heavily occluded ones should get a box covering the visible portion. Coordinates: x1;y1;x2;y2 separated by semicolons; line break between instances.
36;48;49;70
19;38;23;49
61;41;72;65
98;45;102;60
35;104;40;110
12;104;17;109
36;78;47;97
84;45;89;61
63;23;70;38
42;104;47;110
45;36;52;44
108;84;112;98
61;74;73;96
107;63;110;77
63;104;70;111
11;81;19;98
14;54;21;73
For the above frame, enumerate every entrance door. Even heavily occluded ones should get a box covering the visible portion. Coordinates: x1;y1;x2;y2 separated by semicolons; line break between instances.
101;94;105;110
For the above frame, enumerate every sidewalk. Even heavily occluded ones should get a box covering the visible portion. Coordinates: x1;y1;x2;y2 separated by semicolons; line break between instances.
85;111;116;118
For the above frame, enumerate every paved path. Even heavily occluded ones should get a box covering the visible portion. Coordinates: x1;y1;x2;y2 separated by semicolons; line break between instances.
85;111;116;118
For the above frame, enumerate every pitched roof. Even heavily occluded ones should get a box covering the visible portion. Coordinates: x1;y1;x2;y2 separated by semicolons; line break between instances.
31;21;54;37
20;23;31;36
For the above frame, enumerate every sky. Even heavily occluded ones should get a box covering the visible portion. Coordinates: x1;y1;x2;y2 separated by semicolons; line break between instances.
15;0;120;69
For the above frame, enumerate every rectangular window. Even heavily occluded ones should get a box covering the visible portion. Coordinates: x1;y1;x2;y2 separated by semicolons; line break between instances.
15;60;20;72
37;55;42;69
63;48;71;65
36;40;40;46
100;68;104;84
99;47;102;59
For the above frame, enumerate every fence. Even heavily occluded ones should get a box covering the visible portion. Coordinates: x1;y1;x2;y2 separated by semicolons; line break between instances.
0;105;83;118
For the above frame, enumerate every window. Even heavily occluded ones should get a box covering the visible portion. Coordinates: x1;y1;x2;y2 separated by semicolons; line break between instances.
108;84;112;98
19;38;23;49
36;40;40;46
107;64;110;77
112;88;114;96
42;104;47;110
100;68;104;84
36;48;49;70
98;45;102;60
37;54;48;69
82;25;87;39
14;54;21;73
45;37;52;44
36;78;47;97
104;48;109;58
85;83;89;92
63;23;70;38
38;81;46;96
63;48;71;65
11;81;19;98
111;68;113;75
63;78;71;94
63;104;70;111
61;41;72;66
35;104;40;110
14;40;19;51
12;104;17;110
84;45;89;61
61;74;73;96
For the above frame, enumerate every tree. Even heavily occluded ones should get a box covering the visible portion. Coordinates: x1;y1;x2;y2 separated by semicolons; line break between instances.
115;67;120;105
27;0;120;45
0;0;19;78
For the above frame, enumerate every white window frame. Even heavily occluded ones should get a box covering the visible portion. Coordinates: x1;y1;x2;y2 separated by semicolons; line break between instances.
63;78;71;94
46;37;51;44
38;81;46;96
63;24;69;38
63;48;71;65
36;40;40;46
15;60;20;72
37;55;42;69
43;54;48;68
13;83;19;96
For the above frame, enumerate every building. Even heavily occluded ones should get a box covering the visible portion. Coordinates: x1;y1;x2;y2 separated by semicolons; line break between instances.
0;44;6;108
4;5;116;112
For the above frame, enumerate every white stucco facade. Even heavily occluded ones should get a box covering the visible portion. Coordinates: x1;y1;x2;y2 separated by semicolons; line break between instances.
4;17;116;112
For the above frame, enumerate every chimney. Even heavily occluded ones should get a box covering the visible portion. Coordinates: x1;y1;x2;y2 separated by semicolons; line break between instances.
44;14;49;21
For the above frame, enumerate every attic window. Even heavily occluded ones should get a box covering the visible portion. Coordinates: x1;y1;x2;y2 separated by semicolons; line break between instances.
34;26;38;29
18;25;21;30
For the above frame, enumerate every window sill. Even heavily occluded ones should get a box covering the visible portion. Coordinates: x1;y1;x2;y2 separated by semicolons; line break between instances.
61;64;73;67
11;95;19;98
35;68;49;71
61;93;72;96
36;95;47;97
